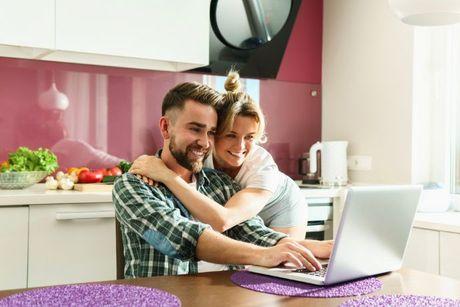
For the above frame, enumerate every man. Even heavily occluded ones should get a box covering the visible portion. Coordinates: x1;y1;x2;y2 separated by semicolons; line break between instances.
113;82;331;277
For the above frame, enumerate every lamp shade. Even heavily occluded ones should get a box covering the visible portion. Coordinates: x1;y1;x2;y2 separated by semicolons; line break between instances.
389;0;460;26
38;82;70;111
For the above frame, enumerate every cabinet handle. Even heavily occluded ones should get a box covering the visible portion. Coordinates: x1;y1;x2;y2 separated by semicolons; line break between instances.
55;210;115;220
306;224;330;232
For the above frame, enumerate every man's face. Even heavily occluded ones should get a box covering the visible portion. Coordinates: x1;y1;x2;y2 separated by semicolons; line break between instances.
166;100;217;173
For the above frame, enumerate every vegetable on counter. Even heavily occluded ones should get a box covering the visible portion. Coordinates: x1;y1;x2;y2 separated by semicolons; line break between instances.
118;160;132;174
1;147;58;173
78;170;104;183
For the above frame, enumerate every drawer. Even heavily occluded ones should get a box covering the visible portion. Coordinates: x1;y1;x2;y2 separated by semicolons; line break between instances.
28;203;116;287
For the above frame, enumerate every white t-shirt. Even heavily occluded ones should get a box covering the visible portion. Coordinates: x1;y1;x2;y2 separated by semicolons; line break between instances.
204;145;307;228
188;178;228;273
204;145;282;193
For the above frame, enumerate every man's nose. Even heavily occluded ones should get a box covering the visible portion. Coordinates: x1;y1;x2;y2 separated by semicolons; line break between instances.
197;132;211;148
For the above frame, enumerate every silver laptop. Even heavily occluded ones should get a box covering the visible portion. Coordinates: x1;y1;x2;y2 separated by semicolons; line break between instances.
248;185;422;285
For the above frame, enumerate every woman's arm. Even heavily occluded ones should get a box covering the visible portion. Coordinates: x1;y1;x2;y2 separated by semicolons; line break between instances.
129;155;272;232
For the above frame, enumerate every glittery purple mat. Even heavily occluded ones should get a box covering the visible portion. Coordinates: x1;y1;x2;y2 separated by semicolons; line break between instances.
341;294;460;306
230;271;382;298
0;283;181;307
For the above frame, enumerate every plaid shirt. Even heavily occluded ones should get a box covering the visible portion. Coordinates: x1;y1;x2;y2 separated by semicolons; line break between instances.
112;168;287;278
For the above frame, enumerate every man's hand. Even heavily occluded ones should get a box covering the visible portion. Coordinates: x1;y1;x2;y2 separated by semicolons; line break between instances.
255;240;323;271
297;240;334;259
129;155;176;185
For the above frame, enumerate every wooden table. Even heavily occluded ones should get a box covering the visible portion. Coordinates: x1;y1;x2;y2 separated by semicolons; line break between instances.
1;269;459;306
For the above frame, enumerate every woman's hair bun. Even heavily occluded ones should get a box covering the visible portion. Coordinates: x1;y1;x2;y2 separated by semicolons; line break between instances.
224;70;242;93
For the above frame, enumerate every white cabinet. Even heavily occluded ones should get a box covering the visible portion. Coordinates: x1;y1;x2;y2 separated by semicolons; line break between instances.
43;0;209;71
0;207;29;290
440;232;460;279
28;203;116;287
403;228;440;274
0;0;209;71
0;0;54;58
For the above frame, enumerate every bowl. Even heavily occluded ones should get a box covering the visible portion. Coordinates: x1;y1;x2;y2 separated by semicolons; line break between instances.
0;171;49;189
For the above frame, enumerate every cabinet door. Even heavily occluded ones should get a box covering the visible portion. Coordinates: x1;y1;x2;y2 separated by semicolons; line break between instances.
402;228;439;274
54;0;209;70
0;0;54;52
28;203;116;287
440;232;460;280
0;207;28;290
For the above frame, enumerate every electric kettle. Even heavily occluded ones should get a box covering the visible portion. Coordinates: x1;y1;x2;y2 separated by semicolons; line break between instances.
309;141;348;186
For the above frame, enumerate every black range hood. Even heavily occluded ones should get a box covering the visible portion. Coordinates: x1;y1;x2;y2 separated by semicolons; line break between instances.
192;0;302;79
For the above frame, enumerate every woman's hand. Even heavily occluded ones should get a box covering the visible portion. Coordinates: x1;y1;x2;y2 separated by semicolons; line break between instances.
129;155;176;185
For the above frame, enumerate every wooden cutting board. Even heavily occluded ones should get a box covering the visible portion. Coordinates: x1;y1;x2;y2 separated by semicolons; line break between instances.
73;183;114;192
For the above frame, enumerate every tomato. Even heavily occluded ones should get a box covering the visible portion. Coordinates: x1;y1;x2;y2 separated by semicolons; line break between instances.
109;166;122;177
67;167;89;176
94;168;108;177
78;170;104;183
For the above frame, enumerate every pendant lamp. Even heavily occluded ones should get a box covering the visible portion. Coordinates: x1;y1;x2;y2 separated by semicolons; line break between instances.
388;0;460;26
38;71;70;111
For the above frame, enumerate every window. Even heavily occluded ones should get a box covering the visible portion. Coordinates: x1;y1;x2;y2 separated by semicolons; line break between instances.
412;24;460;195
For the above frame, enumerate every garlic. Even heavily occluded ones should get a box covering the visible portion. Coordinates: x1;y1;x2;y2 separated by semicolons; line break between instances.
56;171;65;181
58;177;74;190
45;176;59;190
68;172;78;183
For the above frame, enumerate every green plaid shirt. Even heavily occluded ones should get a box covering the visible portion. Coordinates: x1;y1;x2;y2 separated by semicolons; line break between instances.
112;168;287;278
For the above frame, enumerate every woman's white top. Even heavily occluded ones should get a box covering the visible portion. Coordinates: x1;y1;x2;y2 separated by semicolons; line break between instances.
204;145;306;228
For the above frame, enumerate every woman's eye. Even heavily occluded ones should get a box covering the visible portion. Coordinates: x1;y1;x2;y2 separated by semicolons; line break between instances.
226;134;236;138
245;135;255;141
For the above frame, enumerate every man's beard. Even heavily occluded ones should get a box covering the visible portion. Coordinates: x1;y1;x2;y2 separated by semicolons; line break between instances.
169;136;210;173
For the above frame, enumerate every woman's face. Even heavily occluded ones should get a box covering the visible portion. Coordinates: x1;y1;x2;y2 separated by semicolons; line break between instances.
214;115;259;170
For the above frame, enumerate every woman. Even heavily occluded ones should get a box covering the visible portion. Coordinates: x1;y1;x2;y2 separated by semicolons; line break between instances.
131;71;308;240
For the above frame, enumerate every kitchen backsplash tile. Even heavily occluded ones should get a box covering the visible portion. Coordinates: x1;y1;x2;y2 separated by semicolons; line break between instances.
0;57;320;179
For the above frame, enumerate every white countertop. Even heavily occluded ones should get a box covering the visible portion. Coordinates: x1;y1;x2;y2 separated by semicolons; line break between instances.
413;212;460;234
0;184;112;206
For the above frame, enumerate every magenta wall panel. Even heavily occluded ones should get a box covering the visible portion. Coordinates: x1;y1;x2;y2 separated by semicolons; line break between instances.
277;0;323;84
0;57;320;179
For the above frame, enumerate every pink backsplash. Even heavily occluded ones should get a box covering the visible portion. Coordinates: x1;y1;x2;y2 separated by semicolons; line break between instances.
0;57;320;179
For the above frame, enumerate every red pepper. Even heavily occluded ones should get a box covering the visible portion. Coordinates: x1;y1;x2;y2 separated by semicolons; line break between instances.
78;170;104;183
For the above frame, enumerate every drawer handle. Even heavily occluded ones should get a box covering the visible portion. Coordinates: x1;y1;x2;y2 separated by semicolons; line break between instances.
306;224;330;232
55;210;115;220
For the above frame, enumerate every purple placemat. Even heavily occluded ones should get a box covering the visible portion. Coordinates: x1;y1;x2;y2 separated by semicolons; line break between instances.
341;294;460;306
0;283;181;307
230;271;382;298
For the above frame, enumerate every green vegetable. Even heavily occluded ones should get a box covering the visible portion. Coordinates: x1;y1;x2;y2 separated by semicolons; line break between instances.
118;160;132;174
3;147;59;173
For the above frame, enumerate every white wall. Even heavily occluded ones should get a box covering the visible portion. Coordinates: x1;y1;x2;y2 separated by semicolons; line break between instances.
322;0;414;183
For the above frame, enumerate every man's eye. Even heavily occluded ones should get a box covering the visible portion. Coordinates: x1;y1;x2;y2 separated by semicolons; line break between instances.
226;134;236;138
208;131;216;137
190;128;200;133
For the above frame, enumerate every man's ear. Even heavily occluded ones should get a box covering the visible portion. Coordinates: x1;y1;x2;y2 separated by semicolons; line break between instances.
159;116;171;140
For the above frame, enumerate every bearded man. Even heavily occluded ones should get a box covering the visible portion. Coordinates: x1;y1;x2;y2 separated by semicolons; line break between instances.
113;82;328;277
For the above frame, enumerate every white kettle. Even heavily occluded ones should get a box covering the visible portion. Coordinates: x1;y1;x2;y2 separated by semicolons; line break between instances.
309;141;348;186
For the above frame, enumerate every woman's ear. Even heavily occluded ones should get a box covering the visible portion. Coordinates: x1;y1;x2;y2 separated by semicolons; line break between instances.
159;116;170;140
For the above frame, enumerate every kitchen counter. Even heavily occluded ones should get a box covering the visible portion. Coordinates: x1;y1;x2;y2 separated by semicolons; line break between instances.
413;211;460;234
0;184;112;206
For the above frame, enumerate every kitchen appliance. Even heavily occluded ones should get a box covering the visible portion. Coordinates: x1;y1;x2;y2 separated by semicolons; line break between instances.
309;141;348;186
298;152;321;184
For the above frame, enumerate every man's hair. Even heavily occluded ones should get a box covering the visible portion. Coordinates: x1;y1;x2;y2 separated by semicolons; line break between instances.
161;82;222;116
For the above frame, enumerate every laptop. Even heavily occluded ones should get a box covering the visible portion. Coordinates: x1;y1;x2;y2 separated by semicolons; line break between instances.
248;185;422;285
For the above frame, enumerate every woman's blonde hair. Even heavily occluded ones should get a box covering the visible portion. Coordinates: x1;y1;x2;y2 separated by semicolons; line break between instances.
217;70;267;143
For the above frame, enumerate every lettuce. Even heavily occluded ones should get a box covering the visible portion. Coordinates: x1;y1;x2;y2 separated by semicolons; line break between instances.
4;147;59;173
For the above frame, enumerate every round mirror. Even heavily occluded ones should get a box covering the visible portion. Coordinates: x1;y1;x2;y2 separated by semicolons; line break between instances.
211;0;292;50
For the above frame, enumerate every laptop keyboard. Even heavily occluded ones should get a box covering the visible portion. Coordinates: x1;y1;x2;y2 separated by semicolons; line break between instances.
294;264;328;277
